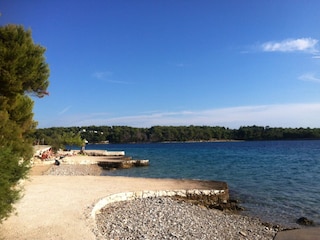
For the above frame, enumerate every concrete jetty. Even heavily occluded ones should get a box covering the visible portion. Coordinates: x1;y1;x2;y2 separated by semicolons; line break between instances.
97;158;149;169
66;149;149;170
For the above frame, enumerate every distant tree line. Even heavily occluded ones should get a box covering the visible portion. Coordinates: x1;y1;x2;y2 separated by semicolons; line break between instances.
31;125;320;145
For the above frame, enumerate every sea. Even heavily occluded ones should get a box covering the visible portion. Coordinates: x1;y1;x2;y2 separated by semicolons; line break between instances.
81;140;320;228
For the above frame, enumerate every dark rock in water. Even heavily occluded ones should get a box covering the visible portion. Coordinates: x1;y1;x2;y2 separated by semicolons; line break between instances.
296;217;314;226
208;200;245;212
170;196;243;212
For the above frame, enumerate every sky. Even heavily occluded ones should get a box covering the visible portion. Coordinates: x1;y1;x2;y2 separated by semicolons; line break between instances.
2;0;320;129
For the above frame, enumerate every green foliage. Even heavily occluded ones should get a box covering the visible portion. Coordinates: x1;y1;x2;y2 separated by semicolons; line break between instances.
0;25;49;98
33;125;320;144
0;24;49;222
0;147;30;222
46;132;83;152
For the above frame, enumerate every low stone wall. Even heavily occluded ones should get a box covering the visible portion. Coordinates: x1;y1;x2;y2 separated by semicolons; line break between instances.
91;188;228;219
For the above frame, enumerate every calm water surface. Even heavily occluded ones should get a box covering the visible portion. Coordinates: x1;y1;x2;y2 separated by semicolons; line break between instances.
83;140;320;227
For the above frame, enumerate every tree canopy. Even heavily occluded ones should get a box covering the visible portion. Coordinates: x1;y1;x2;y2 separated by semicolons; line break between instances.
0;25;49;98
33;125;320;145
0;24;49;222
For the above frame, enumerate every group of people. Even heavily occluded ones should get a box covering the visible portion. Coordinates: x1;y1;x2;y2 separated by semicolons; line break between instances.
40;148;53;160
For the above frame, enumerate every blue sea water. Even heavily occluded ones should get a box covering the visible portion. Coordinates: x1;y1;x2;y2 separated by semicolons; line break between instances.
83;140;320;227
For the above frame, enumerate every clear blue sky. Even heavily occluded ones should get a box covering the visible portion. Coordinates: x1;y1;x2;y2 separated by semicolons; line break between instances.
2;1;320;128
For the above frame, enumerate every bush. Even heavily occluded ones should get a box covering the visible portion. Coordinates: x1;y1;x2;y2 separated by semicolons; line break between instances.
0;147;30;222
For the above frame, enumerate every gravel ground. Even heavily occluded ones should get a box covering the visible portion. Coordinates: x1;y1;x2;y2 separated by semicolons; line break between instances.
44;164;102;176
95;197;279;240
41;164;279;240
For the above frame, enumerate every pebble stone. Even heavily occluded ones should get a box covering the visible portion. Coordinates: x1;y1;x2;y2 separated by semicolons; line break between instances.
95;197;278;240
44;164;102;176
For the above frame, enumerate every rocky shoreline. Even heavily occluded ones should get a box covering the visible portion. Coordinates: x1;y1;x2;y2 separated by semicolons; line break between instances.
43;164;287;239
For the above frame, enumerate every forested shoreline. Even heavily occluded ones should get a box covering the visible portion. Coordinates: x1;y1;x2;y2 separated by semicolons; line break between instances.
32;125;320;145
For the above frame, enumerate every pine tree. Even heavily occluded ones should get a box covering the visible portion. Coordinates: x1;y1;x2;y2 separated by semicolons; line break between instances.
0;24;49;222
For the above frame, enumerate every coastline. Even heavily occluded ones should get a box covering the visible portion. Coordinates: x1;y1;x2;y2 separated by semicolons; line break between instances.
1;154;318;239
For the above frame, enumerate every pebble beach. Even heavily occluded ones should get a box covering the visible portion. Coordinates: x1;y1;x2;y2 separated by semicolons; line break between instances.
44;164;102;176
95;196;278;240
44;164;280;240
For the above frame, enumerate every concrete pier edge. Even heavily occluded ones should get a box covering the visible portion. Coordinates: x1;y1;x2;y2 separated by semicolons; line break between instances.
91;188;227;219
